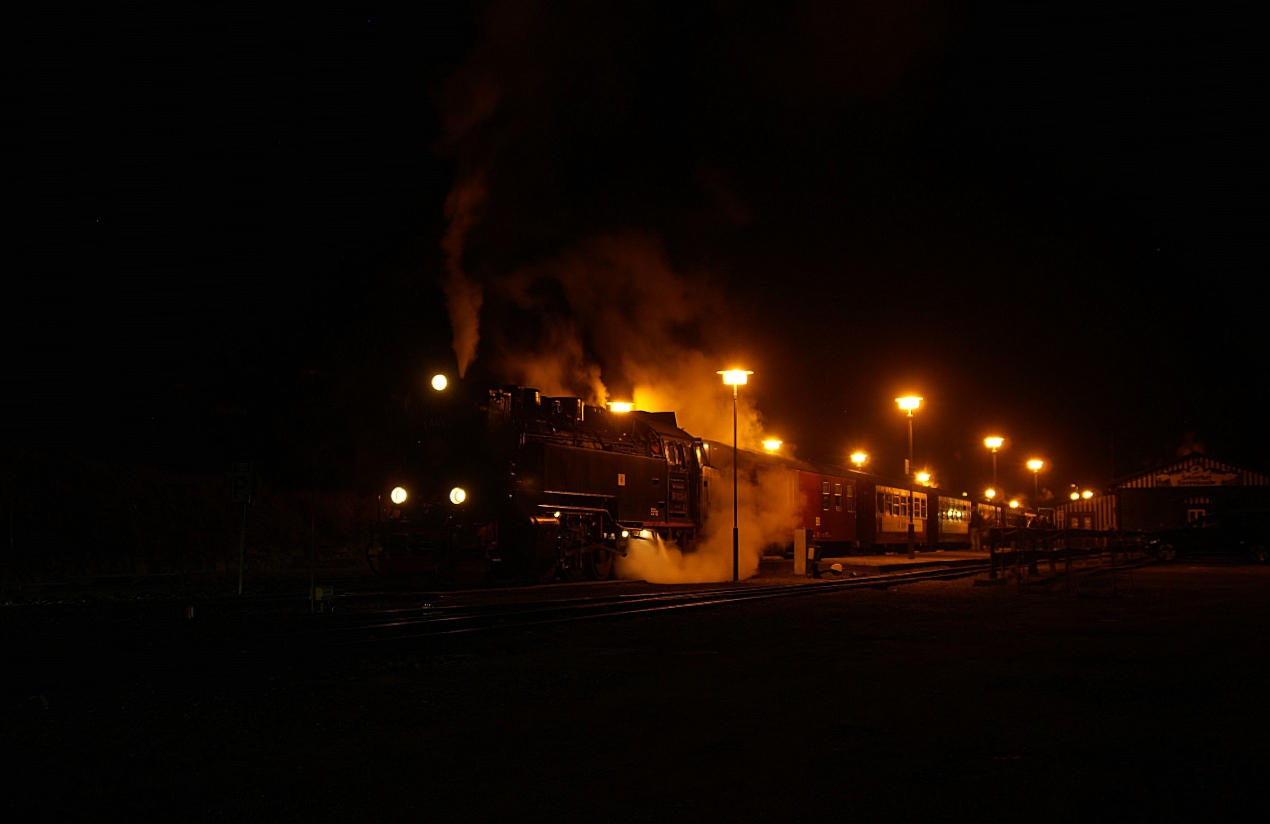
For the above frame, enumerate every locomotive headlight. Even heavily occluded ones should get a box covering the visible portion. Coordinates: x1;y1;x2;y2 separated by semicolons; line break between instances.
449;486;467;505
621;530;630;539
390;487;408;505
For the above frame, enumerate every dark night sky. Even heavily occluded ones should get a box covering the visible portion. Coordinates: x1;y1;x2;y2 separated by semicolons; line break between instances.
11;2;1266;503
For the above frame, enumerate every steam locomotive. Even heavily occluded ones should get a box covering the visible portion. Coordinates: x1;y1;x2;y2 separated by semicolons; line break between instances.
368;382;1000;581
367;385;705;581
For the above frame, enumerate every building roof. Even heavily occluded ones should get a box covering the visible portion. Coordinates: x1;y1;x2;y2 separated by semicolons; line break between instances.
1112;455;1270;489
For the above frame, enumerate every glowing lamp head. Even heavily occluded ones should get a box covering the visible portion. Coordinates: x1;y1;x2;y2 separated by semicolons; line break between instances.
1009;500;1020;509
762;438;782;452
984;436;1004;450
1071;492;1080;501
916;472;931;485
985;488;996;500
448;487;467;505
1027;459;1044;472
1082;490;1093;499
608;401;633;413
390;487;407;505
850;451;868;468
718;369;752;386
430;374;448;391
896;396;922;412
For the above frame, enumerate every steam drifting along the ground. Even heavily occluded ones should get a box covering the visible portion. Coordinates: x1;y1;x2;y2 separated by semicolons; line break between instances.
616;459;796;583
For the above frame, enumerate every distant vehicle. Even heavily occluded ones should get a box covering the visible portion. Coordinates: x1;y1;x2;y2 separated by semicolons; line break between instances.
1147;510;1270;563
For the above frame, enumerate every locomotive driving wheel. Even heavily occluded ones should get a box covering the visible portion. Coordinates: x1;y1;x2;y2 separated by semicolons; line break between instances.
587;547;615;581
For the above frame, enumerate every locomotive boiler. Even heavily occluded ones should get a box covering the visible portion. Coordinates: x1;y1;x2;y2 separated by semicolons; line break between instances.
368;384;705;581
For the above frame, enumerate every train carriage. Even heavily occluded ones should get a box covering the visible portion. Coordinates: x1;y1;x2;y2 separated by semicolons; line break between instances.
857;479;929;549
934;494;973;548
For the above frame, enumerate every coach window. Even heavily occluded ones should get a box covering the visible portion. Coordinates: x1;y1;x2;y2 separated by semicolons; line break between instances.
822;481;831;510
834;483;842;511
846;483;856;513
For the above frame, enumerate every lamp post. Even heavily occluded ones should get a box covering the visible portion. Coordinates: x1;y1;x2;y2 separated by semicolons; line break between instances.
1027;459;1044;512
850;451;868;469
896;396;922;559
984;436;1003;496
719;369;752;582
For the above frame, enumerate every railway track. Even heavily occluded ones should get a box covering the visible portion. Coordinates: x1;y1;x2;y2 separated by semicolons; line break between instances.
288;562;995;644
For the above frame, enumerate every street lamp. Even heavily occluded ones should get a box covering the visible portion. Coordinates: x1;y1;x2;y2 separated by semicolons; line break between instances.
850;451;868;469
1027;459;1044;509
719;369;752;582
762;438;782;452
896;395;922;559
984;436;1003;500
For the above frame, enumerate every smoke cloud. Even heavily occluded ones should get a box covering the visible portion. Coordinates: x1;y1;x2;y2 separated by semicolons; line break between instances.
440;176;486;377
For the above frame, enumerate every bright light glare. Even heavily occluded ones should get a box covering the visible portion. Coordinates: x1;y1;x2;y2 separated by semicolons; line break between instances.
916;472;931;484
449;487;467;505
609;401;633;413
639;529;653;539
985;488;996;500
984;436;1004;450
896;396;922;411
762;438;782;452
1009;500;1020;509
850;451;868;467
1082;490;1093;499
1071;492;1080;500
1027;459;1044;472
390;487;407;505
718;369;752;386
431;374;448;391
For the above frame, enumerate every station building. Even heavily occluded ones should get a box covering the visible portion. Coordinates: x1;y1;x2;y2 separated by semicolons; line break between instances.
1054;455;1270;532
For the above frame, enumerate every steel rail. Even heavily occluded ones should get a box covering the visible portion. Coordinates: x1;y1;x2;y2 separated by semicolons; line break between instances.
299;562;995;644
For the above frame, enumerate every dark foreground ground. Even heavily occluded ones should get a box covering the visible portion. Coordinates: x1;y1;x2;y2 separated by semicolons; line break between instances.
6;560;1269;822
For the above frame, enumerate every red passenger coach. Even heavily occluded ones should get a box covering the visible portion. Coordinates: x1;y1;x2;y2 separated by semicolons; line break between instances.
795;466;859;551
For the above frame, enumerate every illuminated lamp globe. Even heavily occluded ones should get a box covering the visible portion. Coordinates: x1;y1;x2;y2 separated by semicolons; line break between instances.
1082;490;1093;500
1009;500;1020;509
984;436;1004;450
916;472;931;485
390;487;408;505
985;488;996;500
762;438;782;452
850;451;868;468
449;487;467;505
431;374;448;391
718;369;752;386
609;401;633;413
1071;492;1080;501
